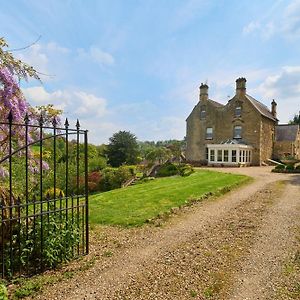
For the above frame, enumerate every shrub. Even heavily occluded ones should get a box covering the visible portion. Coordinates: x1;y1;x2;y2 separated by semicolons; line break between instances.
88;156;107;172
44;187;65;199
2;212;80;277
274;164;285;170
156;163;178;177
0;284;8;300
177;163;194;177
100;166;134;191
286;164;294;171
135;177;155;184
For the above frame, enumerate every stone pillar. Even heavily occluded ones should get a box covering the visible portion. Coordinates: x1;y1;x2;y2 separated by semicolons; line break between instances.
199;83;209;102
236;77;246;97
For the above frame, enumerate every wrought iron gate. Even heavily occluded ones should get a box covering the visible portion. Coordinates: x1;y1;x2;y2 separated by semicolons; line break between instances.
0;112;88;278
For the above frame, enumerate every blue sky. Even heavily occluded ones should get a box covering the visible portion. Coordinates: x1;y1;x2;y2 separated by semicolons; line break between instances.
1;0;300;144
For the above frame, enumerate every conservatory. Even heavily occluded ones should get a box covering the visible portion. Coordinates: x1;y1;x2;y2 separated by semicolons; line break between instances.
207;139;253;166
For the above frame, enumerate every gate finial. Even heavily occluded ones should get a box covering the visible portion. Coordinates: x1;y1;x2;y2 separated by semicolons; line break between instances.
64;118;69;128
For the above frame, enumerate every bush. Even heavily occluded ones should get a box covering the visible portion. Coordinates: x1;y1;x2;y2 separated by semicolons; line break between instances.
0;284;8;300
2;212;80;277
286;164;294;171
156;163;194;178
100;166;134;191
274;164;285;170
135;177;155;184
177;163;194;177
156;163;178;177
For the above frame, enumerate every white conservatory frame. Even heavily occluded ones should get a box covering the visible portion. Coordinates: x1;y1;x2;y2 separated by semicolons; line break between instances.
207;143;253;166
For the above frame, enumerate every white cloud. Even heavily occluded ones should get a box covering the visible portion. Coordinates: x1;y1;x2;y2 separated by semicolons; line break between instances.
73;91;107;117
22;86;115;143
256;65;300;122
243;0;300;40
243;21;261;35
77;46;115;67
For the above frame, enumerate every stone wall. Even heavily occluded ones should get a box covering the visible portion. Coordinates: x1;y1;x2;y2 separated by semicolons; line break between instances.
260;117;275;164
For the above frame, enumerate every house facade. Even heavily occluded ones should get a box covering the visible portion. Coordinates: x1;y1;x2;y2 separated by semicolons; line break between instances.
186;77;300;166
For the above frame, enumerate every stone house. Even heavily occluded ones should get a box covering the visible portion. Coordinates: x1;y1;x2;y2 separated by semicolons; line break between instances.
186;77;300;166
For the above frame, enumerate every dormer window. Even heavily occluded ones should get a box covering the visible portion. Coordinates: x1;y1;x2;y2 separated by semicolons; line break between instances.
206;127;213;140
200;106;206;119
235;106;242;117
234;125;242;139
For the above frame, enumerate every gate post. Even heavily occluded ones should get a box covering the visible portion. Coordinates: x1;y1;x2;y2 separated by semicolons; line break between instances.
84;130;89;254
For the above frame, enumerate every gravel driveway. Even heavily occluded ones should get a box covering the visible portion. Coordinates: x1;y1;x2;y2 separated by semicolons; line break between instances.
31;167;300;300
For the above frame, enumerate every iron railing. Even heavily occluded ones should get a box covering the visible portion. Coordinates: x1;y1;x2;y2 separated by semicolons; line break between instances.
0;112;88;278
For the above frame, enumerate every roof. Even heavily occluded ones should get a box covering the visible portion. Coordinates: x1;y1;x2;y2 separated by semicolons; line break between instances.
275;124;299;142
208;99;224;108
220;139;248;145
245;94;277;122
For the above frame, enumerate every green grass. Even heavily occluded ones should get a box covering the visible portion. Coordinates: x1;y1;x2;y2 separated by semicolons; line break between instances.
89;170;251;227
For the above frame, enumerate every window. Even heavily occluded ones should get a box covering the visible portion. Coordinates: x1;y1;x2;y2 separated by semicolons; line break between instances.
232;150;237;162
217;150;222;162
234;125;242;139
235;106;242;117
224;150;229;162
206;127;213;140
206;148;209;160
200;106;206;119
210;149;215;161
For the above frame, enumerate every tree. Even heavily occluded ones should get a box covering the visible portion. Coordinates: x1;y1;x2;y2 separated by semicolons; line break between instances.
106;131;139;167
146;147;172;164
289;113;300;125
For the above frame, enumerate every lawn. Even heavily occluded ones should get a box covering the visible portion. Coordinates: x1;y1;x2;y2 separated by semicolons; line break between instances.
89;169;251;227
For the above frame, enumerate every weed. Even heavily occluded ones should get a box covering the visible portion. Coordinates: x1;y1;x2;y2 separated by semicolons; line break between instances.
103;251;113;257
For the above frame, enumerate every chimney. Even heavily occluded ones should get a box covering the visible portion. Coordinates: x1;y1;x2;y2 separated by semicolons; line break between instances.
271;99;277;118
199;83;208;102
235;77;247;97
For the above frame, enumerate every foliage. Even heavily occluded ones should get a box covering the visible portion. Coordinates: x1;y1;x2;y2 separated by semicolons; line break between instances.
89;170;250;226
2;211;80;277
100;166;135;191
289;113;300;125
146;147;172;164
286;164;295;171
44;187;65;199
156;162;194;178
0;38;62;187
0;38;40;81
0;284;8;300
106;131;139;167
275;164;285;170
156;162;178;177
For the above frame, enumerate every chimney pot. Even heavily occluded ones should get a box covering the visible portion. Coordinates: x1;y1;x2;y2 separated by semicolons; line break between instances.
199;83;209;102
271;99;277;118
235;77;247;97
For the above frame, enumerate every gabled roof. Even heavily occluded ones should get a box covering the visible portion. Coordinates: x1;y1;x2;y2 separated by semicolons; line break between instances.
245;94;277;122
275;124;299;142
208;99;224;108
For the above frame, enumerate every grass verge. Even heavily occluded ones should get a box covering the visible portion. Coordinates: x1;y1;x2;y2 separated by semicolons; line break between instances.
89;169;251;226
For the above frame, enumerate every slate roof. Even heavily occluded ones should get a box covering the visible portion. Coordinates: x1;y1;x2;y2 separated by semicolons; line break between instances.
245;94;277;121
275;125;299;142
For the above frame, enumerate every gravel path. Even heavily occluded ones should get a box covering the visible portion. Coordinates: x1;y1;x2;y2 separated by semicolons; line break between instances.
30;167;300;300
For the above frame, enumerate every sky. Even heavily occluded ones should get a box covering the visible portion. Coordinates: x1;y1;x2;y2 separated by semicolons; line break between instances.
1;0;300;144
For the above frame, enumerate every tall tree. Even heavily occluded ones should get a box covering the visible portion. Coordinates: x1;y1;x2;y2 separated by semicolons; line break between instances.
289;113;300;125
106;131;139;167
